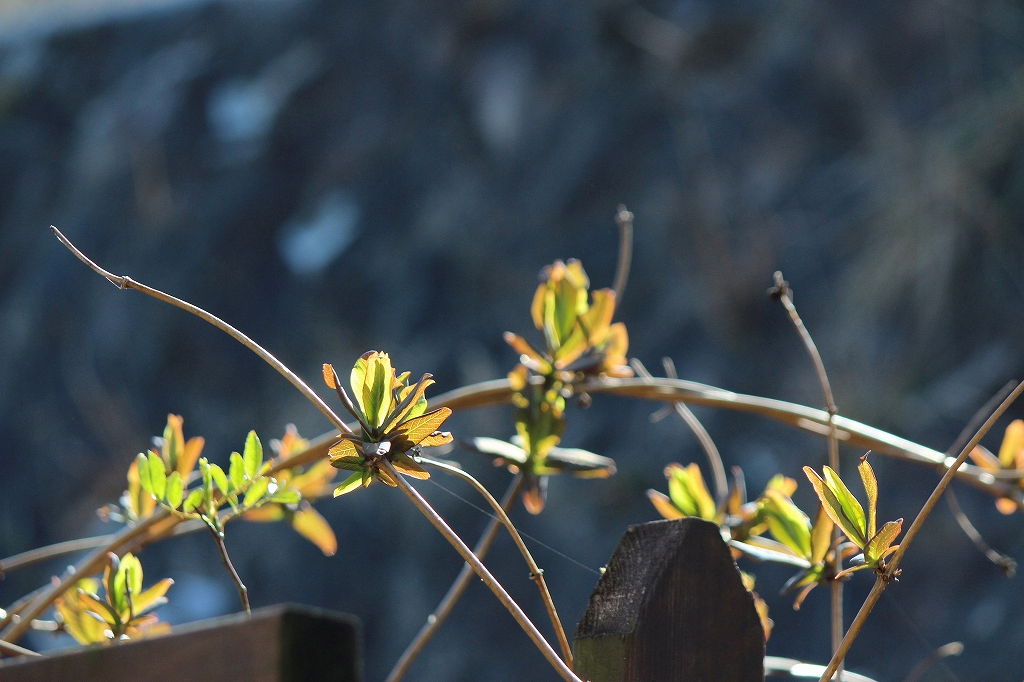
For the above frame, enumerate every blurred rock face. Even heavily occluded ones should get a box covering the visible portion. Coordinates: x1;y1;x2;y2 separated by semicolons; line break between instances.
1;0;1024;680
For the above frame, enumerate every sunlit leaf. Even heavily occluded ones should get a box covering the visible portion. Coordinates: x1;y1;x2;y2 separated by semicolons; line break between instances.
179;437;205;477
729;538;811;568
269;489;301;505
530;283;546;330
809;506;834;564
165;472;183;509
647;489;685;519
969;445;1002;471
999;419;1024;469
334;471;363;497
136;453;153;496
328;438;362;465
183;489;204;512
229;452;245;490
353;351;395;429
389;407;452;451
667;463;717;521
762;490;812;559
419;431;453;447
146;452;166;501
858;456;878;540
822;466;866;546
292;506;337;555
385;374;434;431
804;467;866;548
553;326;588;368
243;431;263;479
544;446;616;478
865;518;903;564
470;437;528;465
322;362;338;389
243;477;269;507
765;474;798;498
504;332;549;368
393;452;430;480
132;579;173;616
523;477;547;514
162;415;184;473
209;463;230;496
579;289;616;345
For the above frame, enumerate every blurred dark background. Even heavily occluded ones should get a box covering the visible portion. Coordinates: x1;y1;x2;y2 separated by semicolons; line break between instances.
2;0;1024;679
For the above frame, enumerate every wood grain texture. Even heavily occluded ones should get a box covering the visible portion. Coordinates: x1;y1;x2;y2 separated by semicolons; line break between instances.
574;518;764;682
0;604;361;682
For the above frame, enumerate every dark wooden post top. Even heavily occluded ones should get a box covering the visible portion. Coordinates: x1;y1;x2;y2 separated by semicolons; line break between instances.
0;604;361;682
573;518;764;682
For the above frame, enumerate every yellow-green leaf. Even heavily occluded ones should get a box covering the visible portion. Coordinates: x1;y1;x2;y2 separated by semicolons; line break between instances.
762;490;812;559
334;471;364;497
292;507;337;556
244;477;269;507
810;505;834;564
865;518;903;565
822;466;866;545
165;472;183;509
647;489;685;519
353;351;394;429
579;289;616;345
133;579;173;616
383;373;434;432
804;466;866;548
393;452;430;479
999;419;1024;468
858;456;878;540
243;431;263;479
667;463;716;521
146;452;166;501
388;407;453;451
328;439;362;465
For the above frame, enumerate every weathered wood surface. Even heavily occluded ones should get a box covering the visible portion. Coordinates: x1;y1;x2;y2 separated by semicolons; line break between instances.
573;517;764;682
0;604;361;682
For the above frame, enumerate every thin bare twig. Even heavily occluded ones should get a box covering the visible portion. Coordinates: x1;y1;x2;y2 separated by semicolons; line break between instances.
382;459;582;682
51;226;353;437
0;638;39;658
768;272;843;668
422;459;572;665
944;488;1015;576
613;205;633;303
631;357;728;503
205;522;249;615
903;642;963;682
817;378;1024;682
387;475;525;682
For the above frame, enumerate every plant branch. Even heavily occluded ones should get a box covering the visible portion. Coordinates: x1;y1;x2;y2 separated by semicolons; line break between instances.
903;642;963;682
768;272;843;667
613;205;633;303
944;488;1015;576
631;357;728;504
422;459;572;665
382;459;582;682
817;378;1024;682
51;226;353;436
386;474;525;682
0;638;39;658
423;376;1024;506
205;521;249;615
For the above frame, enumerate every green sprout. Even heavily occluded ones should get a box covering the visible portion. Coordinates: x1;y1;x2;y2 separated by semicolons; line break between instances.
804;455;903;578
323;351;453;494
54;553;172;644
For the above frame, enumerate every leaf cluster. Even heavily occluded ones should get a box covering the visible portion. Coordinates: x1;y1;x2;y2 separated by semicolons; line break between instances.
324;351;453;495
54;553;171;644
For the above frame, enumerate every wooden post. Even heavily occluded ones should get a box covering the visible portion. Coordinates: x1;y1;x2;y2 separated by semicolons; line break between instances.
573;518;764;682
0;604;361;682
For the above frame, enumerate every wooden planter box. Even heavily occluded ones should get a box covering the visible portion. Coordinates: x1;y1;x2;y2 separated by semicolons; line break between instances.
0;604;361;682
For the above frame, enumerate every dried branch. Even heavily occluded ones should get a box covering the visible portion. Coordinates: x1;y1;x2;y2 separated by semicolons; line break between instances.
382;459;582;682
386;475;525;682
817;378;1024;682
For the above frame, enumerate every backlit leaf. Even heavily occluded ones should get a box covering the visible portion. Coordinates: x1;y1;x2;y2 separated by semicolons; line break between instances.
137;453;153;496
969;445;1002;471
243;431;263;479
729;538;811;568
667;463;716;521
210;463;229;496
384;374;434;431
865;518;903;565
133;579;173;616
419;431;453;447
322;363;338;389
579;289;616;345
243;477;269;507
229;452;245;490
269;489;301;505
530;283;546;330
804;467;866;548
388;407;452;451
334;472;363;497
647;489;685;519
393;452;430;479
762;490;812;559
292;507;337;555
822;466;866;544
810;506;834;564
147;452;166;501
178;437;205;477
165;472;183;509
183;489;204;512
858;456;878;540
999;420;1024;469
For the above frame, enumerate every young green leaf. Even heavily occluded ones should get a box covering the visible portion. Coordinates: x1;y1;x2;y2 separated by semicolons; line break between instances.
229;452;245;490
209;463;230;496
243;477;270;507
804;467;866;548
269;489;301;505
858;455;878;540
146;452;167;501
243;431;263;479
761;490;812;559
333;471;363;497
165;471;183;509
183;489;204;512
865;518;903;564
137;453;153;495
822;466;866;541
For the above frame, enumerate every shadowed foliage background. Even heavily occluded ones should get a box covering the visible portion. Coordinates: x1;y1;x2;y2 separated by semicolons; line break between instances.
2;0;1024;679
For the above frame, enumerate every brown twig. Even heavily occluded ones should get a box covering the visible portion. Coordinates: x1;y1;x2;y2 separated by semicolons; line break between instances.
51;226;353;437
613;205;633;303
817;378;1024;682
631;357;728;504
382;459;582;682
902;641;963;682
0;638;39;658
769;272;843;669
421;460;572;666
205;521;249;615
386;475;525;682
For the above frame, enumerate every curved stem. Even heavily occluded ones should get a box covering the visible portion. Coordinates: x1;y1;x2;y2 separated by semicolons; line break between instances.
205;521;249;615
770;272;843;668
386;474;525;682
613;205;633;303
945;488;1015;576
51;227;352;437
632;358;728;504
382;460;581;682
426;376;1024;506
817;378;1024;682
422;460;572;666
